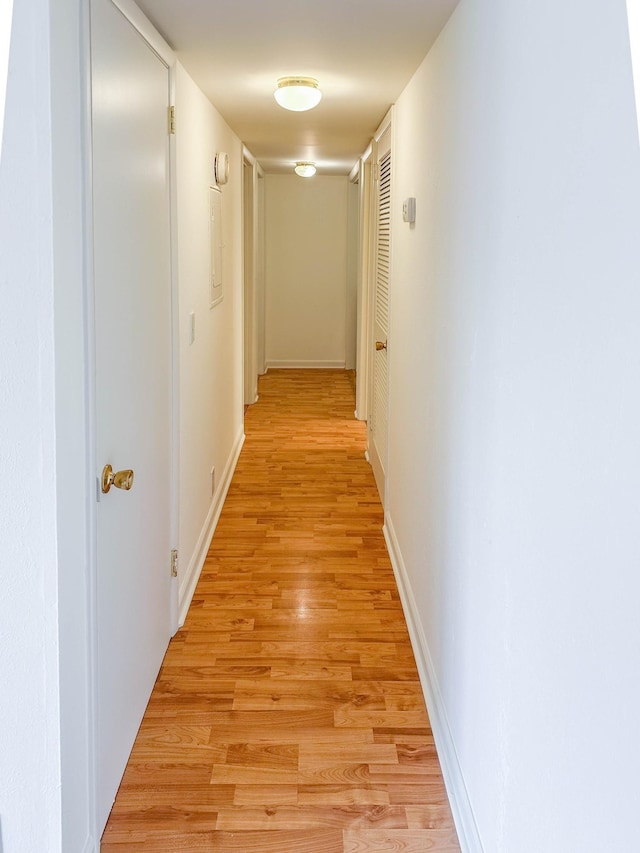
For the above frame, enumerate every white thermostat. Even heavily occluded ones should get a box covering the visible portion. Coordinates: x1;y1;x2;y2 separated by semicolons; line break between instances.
402;197;416;223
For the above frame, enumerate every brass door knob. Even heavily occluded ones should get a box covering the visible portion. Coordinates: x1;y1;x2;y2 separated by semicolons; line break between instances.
375;340;387;351
101;464;135;494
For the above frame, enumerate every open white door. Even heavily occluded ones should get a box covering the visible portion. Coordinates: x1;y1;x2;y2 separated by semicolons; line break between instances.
0;0;12;153
243;153;257;404
628;0;640;142
368;120;392;504
243;148;264;403
90;0;173;831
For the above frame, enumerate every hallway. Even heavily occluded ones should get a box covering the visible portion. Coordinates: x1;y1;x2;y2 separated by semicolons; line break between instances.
101;370;460;852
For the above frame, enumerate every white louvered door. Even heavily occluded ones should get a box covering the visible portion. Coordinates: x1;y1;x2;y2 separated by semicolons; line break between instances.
368;123;391;503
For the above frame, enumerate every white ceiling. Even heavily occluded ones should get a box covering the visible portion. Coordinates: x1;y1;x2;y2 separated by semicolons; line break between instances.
135;0;460;175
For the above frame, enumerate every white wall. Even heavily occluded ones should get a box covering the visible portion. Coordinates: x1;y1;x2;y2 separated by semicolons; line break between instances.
265;174;349;368
51;0;93;847
0;2;62;851
386;1;640;851
175;64;244;619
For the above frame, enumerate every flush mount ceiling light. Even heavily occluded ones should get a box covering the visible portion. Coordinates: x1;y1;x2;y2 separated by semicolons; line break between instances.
294;162;317;178
274;77;322;112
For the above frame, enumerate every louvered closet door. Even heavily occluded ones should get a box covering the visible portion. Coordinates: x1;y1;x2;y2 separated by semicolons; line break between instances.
369;124;391;503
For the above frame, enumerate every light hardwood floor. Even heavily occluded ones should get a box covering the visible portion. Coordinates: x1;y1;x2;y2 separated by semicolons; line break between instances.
102;369;461;852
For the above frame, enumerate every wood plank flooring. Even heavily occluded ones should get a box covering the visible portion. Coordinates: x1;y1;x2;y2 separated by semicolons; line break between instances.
102;369;461;852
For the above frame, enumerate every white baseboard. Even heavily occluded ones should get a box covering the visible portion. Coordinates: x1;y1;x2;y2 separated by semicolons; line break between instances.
265;360;346;370
178;428;245;626
383;515;484;853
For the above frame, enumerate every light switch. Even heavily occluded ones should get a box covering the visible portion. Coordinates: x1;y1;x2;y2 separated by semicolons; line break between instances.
402;197;416;223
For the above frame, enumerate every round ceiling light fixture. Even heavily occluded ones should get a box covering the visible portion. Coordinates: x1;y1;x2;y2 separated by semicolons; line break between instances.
294;162;317;178
274;77;322;112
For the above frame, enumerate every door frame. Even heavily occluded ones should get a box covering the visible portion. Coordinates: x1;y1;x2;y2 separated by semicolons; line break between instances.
366;108;393;506
355;144;374;422
242;145;265;404
83;0;179;840
346;162;360;374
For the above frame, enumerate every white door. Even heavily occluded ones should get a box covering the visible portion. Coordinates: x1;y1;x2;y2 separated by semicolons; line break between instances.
91;0;172;831
243;157;256;404
368;123;392;503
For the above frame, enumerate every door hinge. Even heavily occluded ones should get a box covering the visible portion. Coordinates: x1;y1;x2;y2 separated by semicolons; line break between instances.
171;549;178;578
168;105;176;135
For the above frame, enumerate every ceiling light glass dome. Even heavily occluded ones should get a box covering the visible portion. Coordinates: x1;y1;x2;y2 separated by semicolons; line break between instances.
274;77;322;112
294;162;317;178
